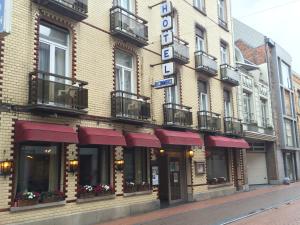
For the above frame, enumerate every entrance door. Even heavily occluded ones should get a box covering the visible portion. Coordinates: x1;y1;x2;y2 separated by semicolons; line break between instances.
285;152;296;181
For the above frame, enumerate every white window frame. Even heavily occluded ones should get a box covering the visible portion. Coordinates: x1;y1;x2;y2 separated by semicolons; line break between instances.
260;99;267;127
220;42;228;64
224;91;231;117
218;0;226;21
196;32;205;52
200;92;208;111
242;92;252;123
194;0;205;11
116;0;134;12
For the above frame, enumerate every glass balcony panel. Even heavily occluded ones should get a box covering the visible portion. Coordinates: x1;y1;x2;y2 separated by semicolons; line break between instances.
224;117;243;136
195;51;218;76
198;111;221;131
221;64;240;86
163;104;192;127
172;37;189;64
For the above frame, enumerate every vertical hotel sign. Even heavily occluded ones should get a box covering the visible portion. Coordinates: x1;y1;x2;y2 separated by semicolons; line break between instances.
0;0;12;36
154;1;175;89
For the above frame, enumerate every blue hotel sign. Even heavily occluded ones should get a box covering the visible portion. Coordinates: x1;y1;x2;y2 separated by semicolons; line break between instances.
0;0;12;36
154;77;175;89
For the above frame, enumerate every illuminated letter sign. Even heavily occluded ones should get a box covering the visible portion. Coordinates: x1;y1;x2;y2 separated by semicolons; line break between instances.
160;1;172;16
162;46;173;61
161;30;173;46
161;16;172;31
162;62;175;77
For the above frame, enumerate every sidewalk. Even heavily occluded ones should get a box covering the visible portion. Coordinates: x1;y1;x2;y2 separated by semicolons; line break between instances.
96;182;300;225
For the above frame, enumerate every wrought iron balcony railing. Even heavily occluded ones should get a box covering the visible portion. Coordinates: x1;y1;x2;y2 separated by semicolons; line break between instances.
220;64;240;86
32;0;88;21
171;36;190;65
163;103;193;128
198;111;221;132
111;91;151;122
224;117;243;136
29;71;88;115
110;6;148;47
195;51;218;76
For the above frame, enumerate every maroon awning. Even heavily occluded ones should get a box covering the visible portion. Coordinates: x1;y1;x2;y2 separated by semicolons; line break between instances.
205;136;250;149
79;127;126;146
15;120;78;144
155;129;203;146
125;133;161;148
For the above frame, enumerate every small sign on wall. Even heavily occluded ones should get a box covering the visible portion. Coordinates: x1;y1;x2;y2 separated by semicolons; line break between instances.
194;161;206;175
154;77;175;89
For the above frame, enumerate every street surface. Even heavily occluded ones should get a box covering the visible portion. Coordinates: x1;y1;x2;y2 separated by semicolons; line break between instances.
96;182;300;225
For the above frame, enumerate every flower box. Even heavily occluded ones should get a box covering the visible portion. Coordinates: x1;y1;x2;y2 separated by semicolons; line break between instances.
17;199;39;207
79;192;95;199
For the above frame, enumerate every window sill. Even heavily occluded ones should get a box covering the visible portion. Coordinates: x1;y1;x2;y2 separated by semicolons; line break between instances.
193;6;207;16
208;183;233;189
10;200;66;213
123;190;152;197
77;194;116;203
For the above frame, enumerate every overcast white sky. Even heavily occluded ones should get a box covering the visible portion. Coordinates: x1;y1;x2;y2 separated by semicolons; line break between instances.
231;0;300;73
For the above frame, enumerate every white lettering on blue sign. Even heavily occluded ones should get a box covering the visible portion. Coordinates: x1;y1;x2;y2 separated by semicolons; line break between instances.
160;1;172;16
161;16;172;31
154;77;175;89
162;62;175;77
161;30;173;46
162;46;173;61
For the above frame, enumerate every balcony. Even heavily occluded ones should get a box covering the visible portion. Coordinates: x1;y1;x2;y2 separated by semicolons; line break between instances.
110;6;148;47
32;0;88;21
111;91;151;123
220;64;240;86
163;103;193;128
224;117;243;136
28;71;88;115
198;111;221;132
171;36;190;65
262;118;274;135
195;51;218;76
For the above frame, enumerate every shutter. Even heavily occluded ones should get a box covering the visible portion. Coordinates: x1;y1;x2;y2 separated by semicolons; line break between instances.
78;88;88;109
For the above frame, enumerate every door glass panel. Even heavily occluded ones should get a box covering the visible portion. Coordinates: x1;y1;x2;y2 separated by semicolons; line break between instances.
55;47;66;77
39;42;50;72
169;157;181;201
40;24;68;46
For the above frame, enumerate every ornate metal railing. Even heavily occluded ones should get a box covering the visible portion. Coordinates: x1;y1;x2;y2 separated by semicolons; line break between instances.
163;103;193;127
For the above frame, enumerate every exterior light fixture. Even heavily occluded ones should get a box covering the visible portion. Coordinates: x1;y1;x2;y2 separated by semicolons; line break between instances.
188;150;194;158
0;159;13;177
159;149;165;155
68;159;79;174
115;159;124;171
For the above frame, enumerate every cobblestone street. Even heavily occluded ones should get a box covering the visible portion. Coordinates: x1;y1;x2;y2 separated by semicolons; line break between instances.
97;182;300;225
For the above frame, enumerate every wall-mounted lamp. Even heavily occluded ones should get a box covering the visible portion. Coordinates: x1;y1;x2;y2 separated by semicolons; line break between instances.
159;149;165;156
188;150;194;158
67;159;79;174
0;159;13;177
115;159;124;171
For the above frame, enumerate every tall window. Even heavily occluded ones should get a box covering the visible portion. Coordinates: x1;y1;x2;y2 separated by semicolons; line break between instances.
115;50;135;94
172;9;179;36
17;145;61;193
166;76;180;104
195;27;206;52
224;90;231;117
206;149;229;184
285;119;294;147
217;0;226;22
260;99;268;127
284;90;292;117
198;81;208;111
115;0;134;12
124;148;149;192
242;92;252;123
194;0;205;12
79;147;111;186
220;42;228;64
39;22;69;76
280;61;291;89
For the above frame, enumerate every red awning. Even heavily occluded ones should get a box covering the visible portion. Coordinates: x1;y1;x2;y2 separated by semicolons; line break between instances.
205;136;250;149
155;129;203;146
15;120;78;144
125;133;161;148
79;127;126;146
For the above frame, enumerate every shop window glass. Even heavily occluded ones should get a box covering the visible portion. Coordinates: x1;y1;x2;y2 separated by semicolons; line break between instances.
124;148;149;192
79;147;110;186
17;145;61;193
206;149;229;184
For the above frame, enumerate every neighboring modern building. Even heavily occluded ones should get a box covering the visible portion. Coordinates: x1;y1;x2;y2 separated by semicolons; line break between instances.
0;0;249;224
234;18;300;184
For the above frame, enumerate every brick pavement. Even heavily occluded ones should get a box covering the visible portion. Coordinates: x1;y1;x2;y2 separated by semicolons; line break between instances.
96;182;300;225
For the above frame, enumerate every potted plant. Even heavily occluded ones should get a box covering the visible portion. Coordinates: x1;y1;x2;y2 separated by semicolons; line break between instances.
78;185;95;199
94;184;115;196
124;182;136;193
40;191;65;203
16;192;40;207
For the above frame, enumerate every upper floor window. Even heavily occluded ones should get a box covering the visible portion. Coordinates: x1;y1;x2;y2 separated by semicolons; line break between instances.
198;81;208;111
39;22;69;77
220;42;228;64
218;0;226;22
285;119;294;147
115;0;134;12
195;27;206;52
172;9;179;36
115;50;136;94
242;92;252;123
280;61;292;89
224;90;231;117
260;98;268;127
166;74;180;104
194;0;205;12
298;90;300;108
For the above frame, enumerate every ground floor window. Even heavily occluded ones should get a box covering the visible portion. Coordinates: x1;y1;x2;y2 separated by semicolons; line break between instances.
16;144;64;205
206;149;229;185
124;148;150;193
78;146;114;197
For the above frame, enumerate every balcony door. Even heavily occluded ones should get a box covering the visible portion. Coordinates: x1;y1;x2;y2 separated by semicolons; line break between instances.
38;22;70;106
242;92;252;123
195;27;205;52
224;90;231;117
116;0;134;12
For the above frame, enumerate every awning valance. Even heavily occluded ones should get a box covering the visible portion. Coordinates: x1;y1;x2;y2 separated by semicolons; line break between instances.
125;132;161;148
205;135;250;149
155;129;203;146
79;127;126;146
15;120;78;144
